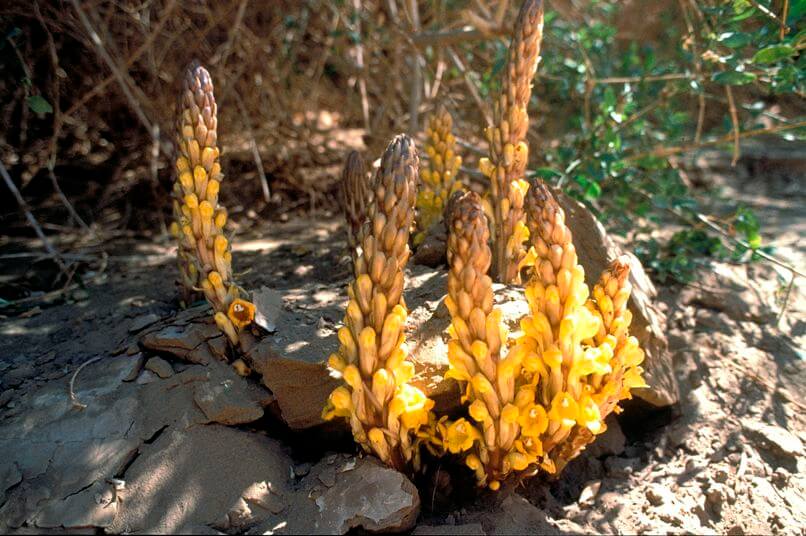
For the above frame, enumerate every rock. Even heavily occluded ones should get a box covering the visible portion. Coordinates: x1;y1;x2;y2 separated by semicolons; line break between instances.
583;415;626;458
477;493;576;535
193;363;264;425
34;480;117;528
107;425;294;534
413;523;485;535
0;389;14;408
682;263;777;324
557;191;675;407
145;356;174;379
140;321;220;364
122;353;146;382
128;313;161;333
136;369;157;385
646;484;673;507
298;456;420;534
742;419;803;463
604;457;639;478
253;287;283;334
578;480;601;506
2;363;36;388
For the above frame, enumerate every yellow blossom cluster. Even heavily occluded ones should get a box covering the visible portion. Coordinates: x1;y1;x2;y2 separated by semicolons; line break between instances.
437;180;646;488
170;62;254;344
415;106;462;245
479;0;544;284
323;135;434;472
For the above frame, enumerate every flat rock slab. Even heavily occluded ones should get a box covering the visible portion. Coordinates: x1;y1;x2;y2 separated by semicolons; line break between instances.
106;425;293;534
0;353;269;532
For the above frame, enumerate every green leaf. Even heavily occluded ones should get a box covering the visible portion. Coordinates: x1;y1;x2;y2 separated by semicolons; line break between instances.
532;167;562;180
26;95;53;114
717;32;752;48
752;44;795;64
711;70;757;85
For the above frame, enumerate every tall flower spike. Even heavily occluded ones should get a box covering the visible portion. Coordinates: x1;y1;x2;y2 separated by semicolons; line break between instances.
441;191;537;489
340;151;370;259
323;135;434;472
415;106;462;245
171;62;254;344
479;0;544;283
553;257;647;473
513;178;603;472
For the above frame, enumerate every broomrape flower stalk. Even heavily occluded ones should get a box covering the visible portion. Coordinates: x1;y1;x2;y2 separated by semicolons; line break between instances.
323;135;434;472
340;150;370;258
440;191;537;490
415;106;462;245
511;179;646;474
170;62;254;345
479;0;544;284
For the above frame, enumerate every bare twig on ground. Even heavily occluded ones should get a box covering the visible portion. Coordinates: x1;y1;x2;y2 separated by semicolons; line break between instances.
234;92;271;203
68;356;102;410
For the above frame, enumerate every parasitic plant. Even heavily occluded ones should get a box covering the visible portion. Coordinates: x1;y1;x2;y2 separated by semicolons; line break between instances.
415;106;462;245
441;191;531;490
340;150;370;258
170;62;254;345
323;135;435;472
479;0;544;284
437;180;646;488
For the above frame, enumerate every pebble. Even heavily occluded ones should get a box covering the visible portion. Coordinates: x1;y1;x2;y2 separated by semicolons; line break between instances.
145;357;174;379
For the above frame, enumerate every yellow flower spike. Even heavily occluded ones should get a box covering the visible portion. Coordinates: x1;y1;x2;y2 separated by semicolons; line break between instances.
501;403;519;424
227;299;254;330
416;106;463;239
505;452;531;472
325;136;433;473
445;418;480;454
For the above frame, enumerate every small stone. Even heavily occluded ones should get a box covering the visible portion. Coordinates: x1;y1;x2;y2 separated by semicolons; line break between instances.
293;463;311;478
578;480;601;506
584;415;626;458
605;457;638;478
309;457;420;533
705;484;725;515
771;467;790;488
714;468;729;483
646;484;672;506
193;367;264;425
122;354;146;382
0;389;14;408
129;313;161;333
742;419;803;463
145;357;174;379
318;466;336;487
136;370;158;385
72;289;89;301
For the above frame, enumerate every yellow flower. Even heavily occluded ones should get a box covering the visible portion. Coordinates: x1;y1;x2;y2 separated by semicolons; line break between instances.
518;404;549;437
397;384;434;430
577;395;602;433
468;399;491;423
548;392;578;428
444;418;480;454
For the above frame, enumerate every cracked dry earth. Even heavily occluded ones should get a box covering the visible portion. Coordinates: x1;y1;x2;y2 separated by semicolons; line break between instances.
0;150;804;534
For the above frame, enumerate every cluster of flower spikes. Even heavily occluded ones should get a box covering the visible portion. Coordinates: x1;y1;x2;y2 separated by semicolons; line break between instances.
512;179;647;474
170;62;255;345
414;106;462;245
323;134;435;472
479;0;544;284
438;180;646;489
340;150;370;258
